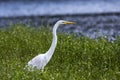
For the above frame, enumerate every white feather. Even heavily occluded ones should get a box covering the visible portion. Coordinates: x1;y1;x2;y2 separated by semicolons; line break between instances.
27;20;75;70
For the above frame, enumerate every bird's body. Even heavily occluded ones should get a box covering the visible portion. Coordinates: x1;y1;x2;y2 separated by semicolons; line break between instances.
27;20;75;70
28;54;47;70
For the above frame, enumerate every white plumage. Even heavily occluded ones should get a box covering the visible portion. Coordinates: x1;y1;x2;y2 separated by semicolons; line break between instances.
27;20;75;70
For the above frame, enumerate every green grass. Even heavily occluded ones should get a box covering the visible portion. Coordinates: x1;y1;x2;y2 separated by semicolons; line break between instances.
0;24;120;80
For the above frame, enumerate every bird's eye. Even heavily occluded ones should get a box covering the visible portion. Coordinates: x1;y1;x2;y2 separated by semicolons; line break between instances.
63;22;65;24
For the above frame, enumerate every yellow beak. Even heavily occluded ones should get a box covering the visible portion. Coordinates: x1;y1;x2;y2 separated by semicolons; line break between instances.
63;21;75;24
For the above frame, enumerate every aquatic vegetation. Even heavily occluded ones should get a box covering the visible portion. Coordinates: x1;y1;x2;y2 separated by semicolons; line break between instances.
0;25;120;80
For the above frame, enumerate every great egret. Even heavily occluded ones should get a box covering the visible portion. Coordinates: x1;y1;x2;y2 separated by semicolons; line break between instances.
27;20;75;70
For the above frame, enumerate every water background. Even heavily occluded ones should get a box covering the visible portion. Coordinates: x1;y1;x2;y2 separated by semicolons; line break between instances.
0;0;120;17
0;0;120;41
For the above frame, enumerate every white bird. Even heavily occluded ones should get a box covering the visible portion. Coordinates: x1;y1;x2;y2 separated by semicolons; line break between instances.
27;20;75;70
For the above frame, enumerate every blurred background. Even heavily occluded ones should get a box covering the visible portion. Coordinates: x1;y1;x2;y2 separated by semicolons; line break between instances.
0;0;120;40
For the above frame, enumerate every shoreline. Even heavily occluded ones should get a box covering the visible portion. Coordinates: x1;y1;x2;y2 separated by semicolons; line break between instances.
0;12;120;41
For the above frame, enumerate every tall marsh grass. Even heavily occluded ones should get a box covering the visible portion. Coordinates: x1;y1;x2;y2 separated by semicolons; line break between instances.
0;25;120;80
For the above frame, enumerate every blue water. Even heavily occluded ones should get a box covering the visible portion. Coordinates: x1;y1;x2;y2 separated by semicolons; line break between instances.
0;0;120;17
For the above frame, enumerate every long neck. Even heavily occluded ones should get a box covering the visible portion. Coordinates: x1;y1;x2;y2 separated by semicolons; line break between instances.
46;23;59;58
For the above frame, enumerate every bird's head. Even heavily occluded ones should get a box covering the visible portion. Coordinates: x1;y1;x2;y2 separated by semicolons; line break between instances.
57;20;75;25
